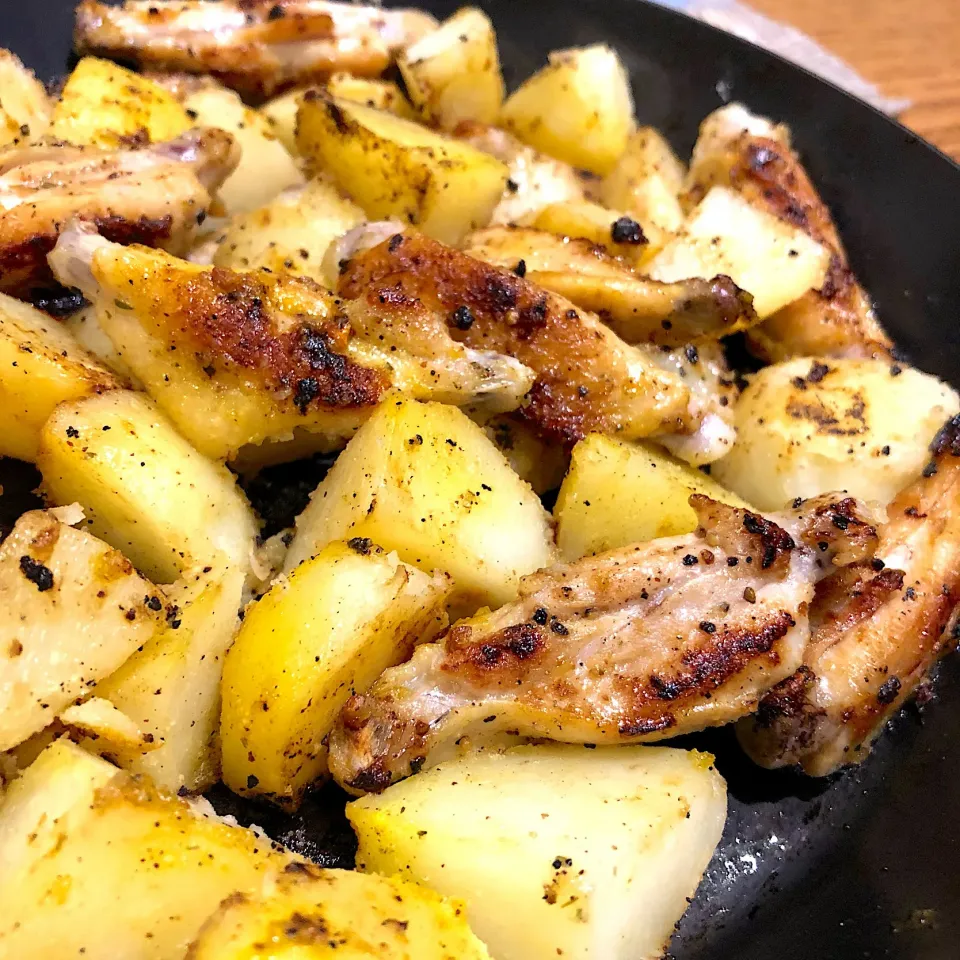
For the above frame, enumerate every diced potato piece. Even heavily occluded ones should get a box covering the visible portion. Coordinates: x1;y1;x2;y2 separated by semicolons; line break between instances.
259;87;307;155
0;291;121;462
554;434;750;560
482;414;568;495
213;179;364;285
285;400;556;611
59;697;157;759
712;358;960;510
189;860;490;960
62;303;134;381
49;57;191;147
37;390;259;583
0;49;51;146
532;200;659;266
499;44;633;176
296;92;508;245
95;565;245;793
184;84;304;215
646;186;831;318
601;127;686;236
0;510;166;752
349;744;727;960
222;541;450;808
0;739;294;959
400;7;505;129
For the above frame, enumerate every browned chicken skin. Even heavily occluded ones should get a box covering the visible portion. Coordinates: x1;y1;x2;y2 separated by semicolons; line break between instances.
0;129;238;296
328;493;881;794
338;232;693;446
738;415;960;775
75;0;437;101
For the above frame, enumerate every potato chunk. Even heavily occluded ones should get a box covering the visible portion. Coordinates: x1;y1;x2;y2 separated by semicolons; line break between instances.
296;92;507;244
553;435;750;560
38;391;259;583
647;186;831;318
0;510;166;752
499;44;633;175
349;744;726;960
0;291;121;462
183;82;303;215
400;7;505;129
712;358;960;509
285;400;556;611
0;740;294;959
95;565;245;793
0;49;51;146
49;57;191;147
221;541;450;809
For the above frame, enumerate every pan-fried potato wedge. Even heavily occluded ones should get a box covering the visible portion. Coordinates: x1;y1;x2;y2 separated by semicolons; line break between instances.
0;49;51;146
187;860;491;960
646;186;831;318
95;565;245;793
183;82;303;215
499;44;633;176
0;739;295;959
553;434;750;560
400;7;505;129
601;127;686;236
296;91;508;244
62;303;134;381
221;541;450;809
0;510;166;752
38;390;259;583
712;357;960;510
59;697;158;764
49;56;191;147
349;744;726;960
284;400;556;612
0;292;122;462
213;179;364;284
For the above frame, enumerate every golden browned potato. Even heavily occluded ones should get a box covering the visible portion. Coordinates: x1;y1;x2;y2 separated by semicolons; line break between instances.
0;49;51;146
38;390;259;584
482;414;568;495
284;399;557;612
0;292;122;462
399;7;505;129
712;357;960;509
499;44;633;175
349;744;726;960
221;541;450;809
48;56;191;147
58;697;159;766
553;434;750;560
296;91;508;244
0;510;166;752
183;81;304;215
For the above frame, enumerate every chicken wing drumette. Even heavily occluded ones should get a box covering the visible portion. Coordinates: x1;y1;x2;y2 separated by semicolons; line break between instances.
329;493;881;793
738;414;960;775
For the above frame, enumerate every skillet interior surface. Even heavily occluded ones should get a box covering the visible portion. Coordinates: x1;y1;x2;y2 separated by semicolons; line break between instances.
6;2;960;958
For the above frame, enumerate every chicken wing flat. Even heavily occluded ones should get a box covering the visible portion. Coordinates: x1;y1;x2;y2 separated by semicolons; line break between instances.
328;493;881;793
75;0;437;101
338;231;693;446
738;415;960;775
0;129;238;297
49;225;533;460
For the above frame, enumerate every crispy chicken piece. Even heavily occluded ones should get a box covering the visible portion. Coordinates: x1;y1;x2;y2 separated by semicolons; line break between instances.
686;105;890;361
738;415;960;775
0;129;238;297
48;225;533;460
329;493;881;793
338;231;692;446
75;0;437;101
463;226;758;347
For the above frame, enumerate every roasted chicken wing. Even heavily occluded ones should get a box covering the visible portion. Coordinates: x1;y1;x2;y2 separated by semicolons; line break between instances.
738;414;960;775
328;493;881;793
75;0;437;100
0;129;238;296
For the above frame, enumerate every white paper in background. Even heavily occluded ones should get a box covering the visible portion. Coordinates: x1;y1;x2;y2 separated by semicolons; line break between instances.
651;0;911;115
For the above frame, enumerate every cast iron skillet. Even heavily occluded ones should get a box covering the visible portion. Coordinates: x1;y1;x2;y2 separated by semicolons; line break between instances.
5;2;960;958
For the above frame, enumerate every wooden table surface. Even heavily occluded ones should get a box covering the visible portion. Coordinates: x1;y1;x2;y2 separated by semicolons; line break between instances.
751;0;960;161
